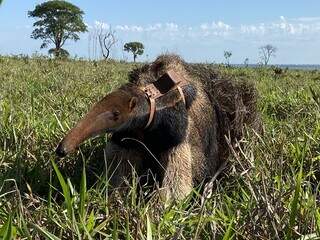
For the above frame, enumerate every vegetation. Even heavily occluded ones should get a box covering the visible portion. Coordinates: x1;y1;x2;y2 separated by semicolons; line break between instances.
28;0;87;58
124;42;144;62
0;55;319;239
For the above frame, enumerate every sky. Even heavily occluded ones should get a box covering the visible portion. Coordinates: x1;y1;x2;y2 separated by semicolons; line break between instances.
0;0;320;64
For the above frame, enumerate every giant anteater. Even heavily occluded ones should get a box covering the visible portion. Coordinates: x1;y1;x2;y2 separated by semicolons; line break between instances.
56;55;260;200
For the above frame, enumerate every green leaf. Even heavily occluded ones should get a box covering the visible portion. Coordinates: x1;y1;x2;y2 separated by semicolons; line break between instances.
125;214;130;240
51;159;72;219
86;210;96;233
19;212;32;239
315;209;320;235
146;214;153;240
91;219;109;238
79;161;87;220
222;216;235;240
48;169;53;218
112;212;119;240
287;163;303;239
0;214;13;240
30;223;61;240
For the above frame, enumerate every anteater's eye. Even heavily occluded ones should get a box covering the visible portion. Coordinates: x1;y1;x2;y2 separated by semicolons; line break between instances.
113;110;120;120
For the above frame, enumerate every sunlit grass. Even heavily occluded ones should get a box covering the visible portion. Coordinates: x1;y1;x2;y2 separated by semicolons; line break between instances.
0;55;319;239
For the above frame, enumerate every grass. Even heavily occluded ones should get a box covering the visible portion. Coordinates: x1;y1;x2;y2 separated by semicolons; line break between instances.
0;55;319;239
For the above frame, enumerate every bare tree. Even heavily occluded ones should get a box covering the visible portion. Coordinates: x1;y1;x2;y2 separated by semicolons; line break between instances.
98;27;117;60
88;22;117;60
259;44;277;65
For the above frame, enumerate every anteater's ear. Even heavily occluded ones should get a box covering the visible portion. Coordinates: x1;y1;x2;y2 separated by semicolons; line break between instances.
129;97;137;112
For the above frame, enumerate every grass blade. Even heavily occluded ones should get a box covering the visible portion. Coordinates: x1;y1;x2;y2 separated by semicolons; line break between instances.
31;223;61;240
51;159;72;219
286;163;303;239
222;216;235;240
79;161;87;220
146;214;152;240
112;211;119;240
315;209;320;235
86;210;96;233
0;214;13;240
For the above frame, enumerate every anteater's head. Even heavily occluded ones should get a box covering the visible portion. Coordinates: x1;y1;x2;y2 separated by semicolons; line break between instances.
55;68;190;158
55;85;148;158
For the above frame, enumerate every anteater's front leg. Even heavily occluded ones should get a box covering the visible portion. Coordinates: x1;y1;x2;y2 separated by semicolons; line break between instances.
105;142;143;190
160;142;193;201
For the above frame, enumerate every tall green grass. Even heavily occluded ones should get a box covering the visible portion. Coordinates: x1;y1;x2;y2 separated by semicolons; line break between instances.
0;56;319;239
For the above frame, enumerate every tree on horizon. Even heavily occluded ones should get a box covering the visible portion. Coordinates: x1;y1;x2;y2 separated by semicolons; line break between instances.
259;44;277;65
28;0;87;58
224;50;232;66
124;42;144;62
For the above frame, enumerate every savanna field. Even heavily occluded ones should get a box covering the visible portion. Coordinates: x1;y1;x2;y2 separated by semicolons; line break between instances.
0;55;319;239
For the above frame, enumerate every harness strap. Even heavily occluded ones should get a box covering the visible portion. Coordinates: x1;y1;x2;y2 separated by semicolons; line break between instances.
177;86;186;105
145;98;156;128
142;70;188;129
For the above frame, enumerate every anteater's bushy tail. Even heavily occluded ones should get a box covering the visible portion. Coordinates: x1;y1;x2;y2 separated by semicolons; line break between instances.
186;64;262;143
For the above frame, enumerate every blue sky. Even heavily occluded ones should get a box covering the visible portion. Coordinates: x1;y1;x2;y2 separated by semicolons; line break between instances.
0;0;319;64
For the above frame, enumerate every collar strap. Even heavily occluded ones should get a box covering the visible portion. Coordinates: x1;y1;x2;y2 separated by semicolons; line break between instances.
142;70;188;129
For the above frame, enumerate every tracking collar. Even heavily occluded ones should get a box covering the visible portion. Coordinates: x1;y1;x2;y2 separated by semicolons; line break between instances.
141;70;188;128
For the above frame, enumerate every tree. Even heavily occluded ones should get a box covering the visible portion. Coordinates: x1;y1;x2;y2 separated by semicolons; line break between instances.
28;0;87;58
124;42;144;62
259;44;277;65
88;23;117;60
99;28;117;60
244;57;249;67
223;50;232;66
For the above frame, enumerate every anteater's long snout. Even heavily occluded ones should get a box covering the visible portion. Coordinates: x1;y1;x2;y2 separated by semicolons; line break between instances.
55;110;116;157
55;90;137;158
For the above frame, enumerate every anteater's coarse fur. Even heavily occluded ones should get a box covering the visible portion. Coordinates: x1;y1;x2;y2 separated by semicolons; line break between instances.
105;54;261;200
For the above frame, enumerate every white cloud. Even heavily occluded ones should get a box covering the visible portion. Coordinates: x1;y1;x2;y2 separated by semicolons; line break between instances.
239;16;320;36
240;25;258;34
115;24;144;32
94;21;110;30
114;22;179;34
273;16;301;34
89;17;320;45
291;17;320;22
200;21;231;31
199;21;232;37
165;23;179;32
145;23;162;31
